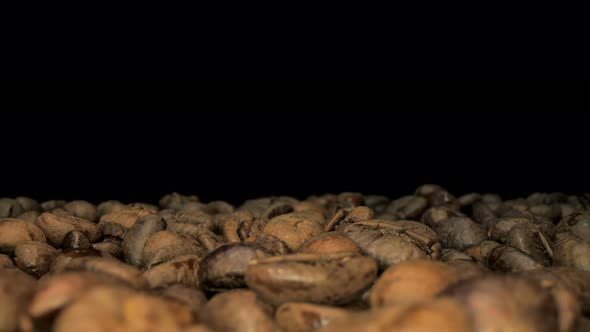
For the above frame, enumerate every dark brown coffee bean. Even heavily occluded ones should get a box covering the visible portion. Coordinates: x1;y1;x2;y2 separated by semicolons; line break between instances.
432;217;487;250
554;233;590;271
428;189;460;210
556;212;590;242
363;195;390;215
415;184;444;197
486;245;544;272
0;198;25;218
0;218;46;254
201;201;234;215
342;220;440;269
36;212;101;247
63;230;91;250
275;302;351;332
121;214;166;266
142;254;201;288
471;202;498;226
14;241;58;277
174;210;215;231
420;206;466;229
245;252;377;306
505;222;553;266
15;196;40;212
198;243;272;291
324;206;374;232
244;233;291;255
381;195;428;221
441;248;475;262
200;289;278;332
457;193;481;207
336;192;364;209
0;268;37;332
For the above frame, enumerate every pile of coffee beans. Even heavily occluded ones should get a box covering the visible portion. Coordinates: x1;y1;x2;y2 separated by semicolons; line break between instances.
1;186;590;332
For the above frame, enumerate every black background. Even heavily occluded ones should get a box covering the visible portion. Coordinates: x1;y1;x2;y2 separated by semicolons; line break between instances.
1;110;587;206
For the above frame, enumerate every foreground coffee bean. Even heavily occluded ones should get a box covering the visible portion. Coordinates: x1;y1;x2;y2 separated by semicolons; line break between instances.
0;218;46;254
245;252;377;305
0;268;37;332
275;302;351;332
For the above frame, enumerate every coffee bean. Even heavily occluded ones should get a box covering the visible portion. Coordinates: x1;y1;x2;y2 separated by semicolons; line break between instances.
14;241;58;277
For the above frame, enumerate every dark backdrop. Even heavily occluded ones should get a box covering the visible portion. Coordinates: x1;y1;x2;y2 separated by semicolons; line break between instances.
1;111;587;205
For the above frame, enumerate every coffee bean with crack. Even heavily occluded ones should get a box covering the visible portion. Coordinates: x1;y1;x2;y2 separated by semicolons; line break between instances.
121;214;166;266
486;245;544;272
166;224;222;252
299;232;361;254
0;268;37;332
245;252;377;306
440;248;476;263
554;233;590;271
142;231;205;268
0;218;46;254
62;230;91;250
505;222;554;266
342;220;441;269
200;289;278;332
556;212;590;241
323;207;374;232
275;302;351;332
263;211;324;251
432;217;487;251
173;210;215;231
336;192;364;209
0;198;25;218
198;243;272;291
14;241;58;277
471;201;499;226
244;233;290;255
142;254;201;288
35;211;100;248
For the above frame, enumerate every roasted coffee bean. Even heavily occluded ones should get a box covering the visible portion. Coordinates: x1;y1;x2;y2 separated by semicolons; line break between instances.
441;275;561;332
0;254;13;268
142;231;204;268
244;233;290;255
381;195;428;220
275;302;351;332
363;195;390;215
49;247;112;274
121;214;166;266
342;220;440;269
14;241;58;277
142;254;201;288
0;218;46;254
263;211;324;251
36;212;100;247
370;260;460;307
159;284;208;322
57;256;147;288
15;196;40;212
63;200;98;222
299;232;361;254
53;285;192;332
318;298;471;332
486;245;544;272
505;222;553;266
40;200;66;212
200;289;278;332
62;230;91;250
96;200;127;218
245;252;377;305
0;268;37;332
554;233;590;271
159;192;200;211
92;237;123;259
98;207;154;238
557;212;590;241
16;210;41;224
323;206;374;232
0;198;25;217
198;243;272;291
432;217;487;250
